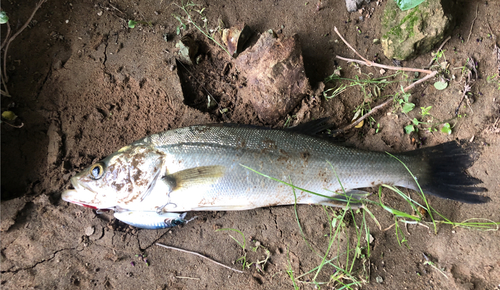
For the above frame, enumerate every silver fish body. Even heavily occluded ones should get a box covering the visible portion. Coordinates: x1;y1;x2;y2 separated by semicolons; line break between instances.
62;122;488;229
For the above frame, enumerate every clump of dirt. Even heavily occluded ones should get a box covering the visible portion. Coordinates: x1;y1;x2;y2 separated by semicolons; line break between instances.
235;32;311;123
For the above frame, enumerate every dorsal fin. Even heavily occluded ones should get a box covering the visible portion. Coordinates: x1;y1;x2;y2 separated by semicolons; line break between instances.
286;118;333;136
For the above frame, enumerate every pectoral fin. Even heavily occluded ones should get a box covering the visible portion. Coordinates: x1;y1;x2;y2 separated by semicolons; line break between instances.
161;165;226;192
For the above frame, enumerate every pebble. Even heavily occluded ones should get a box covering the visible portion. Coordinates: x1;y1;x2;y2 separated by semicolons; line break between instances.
85;226;95;236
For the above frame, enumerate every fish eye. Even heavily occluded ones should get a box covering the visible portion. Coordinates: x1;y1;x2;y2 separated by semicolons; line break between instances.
90;163;104;180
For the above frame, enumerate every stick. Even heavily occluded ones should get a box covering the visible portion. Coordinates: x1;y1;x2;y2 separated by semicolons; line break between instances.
2;0;46;83
426;36;451;68
176;276;200;280
156;243;245;274
466;4;479;43
0;22;11;49
334;27;434;75
336;56;434;75
331;26;438;135
333;71;436;136
334;27;371;64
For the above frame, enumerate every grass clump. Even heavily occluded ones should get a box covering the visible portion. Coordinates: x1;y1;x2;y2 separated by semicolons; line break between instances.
216;228;271;271
172;1;231;57
240;158;499;287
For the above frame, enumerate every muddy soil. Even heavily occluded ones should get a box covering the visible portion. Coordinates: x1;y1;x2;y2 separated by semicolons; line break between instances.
1;0;499;289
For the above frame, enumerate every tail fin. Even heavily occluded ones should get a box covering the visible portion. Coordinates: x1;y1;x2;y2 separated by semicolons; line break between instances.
402;140;489;203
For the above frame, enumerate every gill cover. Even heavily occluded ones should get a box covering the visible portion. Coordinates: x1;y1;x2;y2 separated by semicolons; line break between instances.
63;145;166;208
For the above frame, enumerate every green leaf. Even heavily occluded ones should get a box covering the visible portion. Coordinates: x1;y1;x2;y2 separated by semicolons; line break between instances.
2;111;17;120
412;118;422;126
434;81;448;90
396;0;426;11
128;20;137;28
0;11;9;24
441;123;452;134
402;102;415;113
420;106;432;116
404;124;415;134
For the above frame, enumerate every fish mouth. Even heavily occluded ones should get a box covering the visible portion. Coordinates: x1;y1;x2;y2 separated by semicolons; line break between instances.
61;189;98;209
61;177;99;209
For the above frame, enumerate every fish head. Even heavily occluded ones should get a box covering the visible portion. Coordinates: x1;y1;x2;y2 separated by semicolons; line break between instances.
62;144;165;209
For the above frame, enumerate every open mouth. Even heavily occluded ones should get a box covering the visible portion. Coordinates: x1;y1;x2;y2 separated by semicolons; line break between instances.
61;176;98;207
62;188;99;209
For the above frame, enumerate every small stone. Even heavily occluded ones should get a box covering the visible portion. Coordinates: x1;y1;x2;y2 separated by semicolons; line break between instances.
376;276;383;283
85;226;95;236
97;11;103;16
380;69;386;75
345;0;371;13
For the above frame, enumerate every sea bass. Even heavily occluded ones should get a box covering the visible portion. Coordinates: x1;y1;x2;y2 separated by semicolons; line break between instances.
62;121;489;229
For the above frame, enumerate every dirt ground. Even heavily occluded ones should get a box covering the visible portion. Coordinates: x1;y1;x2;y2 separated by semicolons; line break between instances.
1;0;499;289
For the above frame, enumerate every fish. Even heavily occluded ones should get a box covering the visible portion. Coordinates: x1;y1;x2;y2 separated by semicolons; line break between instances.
61;120;489;229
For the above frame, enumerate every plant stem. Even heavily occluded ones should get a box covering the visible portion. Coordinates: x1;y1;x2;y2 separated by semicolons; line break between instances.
177;4;232;57
156;243;245;274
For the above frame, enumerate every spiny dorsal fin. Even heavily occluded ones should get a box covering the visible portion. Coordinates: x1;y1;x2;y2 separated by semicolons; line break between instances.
286;118;333;136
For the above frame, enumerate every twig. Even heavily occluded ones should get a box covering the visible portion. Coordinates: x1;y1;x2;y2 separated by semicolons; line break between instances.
486;20;497;41
2;121;25;128
495;44;500;75
176;276;200;280
333;71;437;136
466;4;479;43
156;243;245;274
401;71;437;91
456;84;474;116
336;56;434;75
383;223;396;231
2;0;46;83
331;26;437;135
102;3;127;22
1;22;11;49
426;36;451;68
334;27;433;75
455;57;476;115
334;27;371;64
1;74;10;97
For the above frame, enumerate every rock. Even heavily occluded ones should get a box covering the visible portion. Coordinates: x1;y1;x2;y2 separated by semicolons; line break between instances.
0;197;27;232
175;35;199;66
85;226;95;236
222;23;252;57
235;32;311;123
381;0;453;60
345;0;370;12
